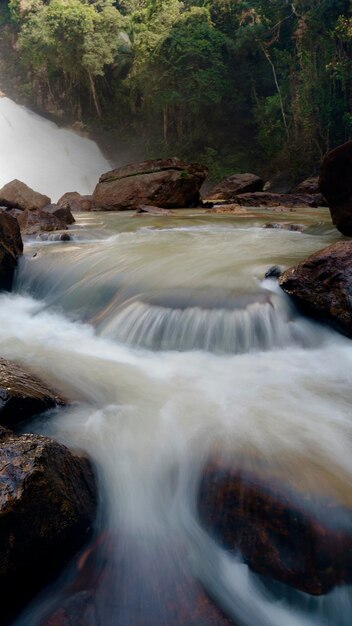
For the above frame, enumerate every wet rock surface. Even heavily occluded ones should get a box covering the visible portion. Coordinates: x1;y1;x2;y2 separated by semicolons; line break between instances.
0;358;65;428
198;460;352;595
0;211;23;290
279;241;352;337
235;192;323;208
319;140;352;235
15;208;69;235
41;203;75;225
92;158;208;210
39;534;235;626
205;173;263;202
0;429;97;622
0;179;50;211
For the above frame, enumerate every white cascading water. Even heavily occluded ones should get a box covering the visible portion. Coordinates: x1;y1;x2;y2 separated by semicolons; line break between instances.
0;103;351;624
0;97;111;200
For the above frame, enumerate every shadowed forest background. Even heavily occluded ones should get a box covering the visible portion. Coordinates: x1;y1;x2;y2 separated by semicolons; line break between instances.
0;0;351;183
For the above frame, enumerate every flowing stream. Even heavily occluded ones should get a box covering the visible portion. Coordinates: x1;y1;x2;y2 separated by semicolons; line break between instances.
0;207;350;625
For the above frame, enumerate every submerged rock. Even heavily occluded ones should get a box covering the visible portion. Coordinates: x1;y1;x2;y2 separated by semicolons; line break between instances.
265;265;282;279
134;204;173;216
0;429;97;622
319;140;352;236
279;241;352;337
263;222;306;232
205;173;263;203
0;211;23;290
0;179;50;211
40;533;235;626
57;192;93;212
0;358;65;429
92;158;208;210
198;460;352;595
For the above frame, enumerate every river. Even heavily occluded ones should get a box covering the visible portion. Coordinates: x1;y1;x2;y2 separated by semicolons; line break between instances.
1;97;352;625
0;207;349;625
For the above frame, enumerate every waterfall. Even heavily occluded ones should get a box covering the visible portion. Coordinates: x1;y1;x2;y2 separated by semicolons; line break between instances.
0;97;111;200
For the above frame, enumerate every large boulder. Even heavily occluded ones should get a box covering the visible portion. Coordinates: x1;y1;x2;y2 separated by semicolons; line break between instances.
0;358;65;429
57;192;93;212
319;140;352;235
199;460;352;595
0;211;23;290
92;158;208;210
0;428;97;622
16;208;69;236
42;203;75;225
279;241;352;337
0;179;50;211
205;173;263;203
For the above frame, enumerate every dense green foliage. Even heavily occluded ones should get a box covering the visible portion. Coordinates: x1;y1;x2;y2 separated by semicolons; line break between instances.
2;0;352;180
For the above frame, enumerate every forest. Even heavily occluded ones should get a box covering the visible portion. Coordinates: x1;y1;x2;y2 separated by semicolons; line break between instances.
1;0;352;182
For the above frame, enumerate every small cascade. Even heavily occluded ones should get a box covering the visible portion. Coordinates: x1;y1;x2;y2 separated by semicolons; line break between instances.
97;290;325;353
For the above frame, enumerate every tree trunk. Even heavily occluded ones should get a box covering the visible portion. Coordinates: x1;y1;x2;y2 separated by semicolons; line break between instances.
88;70;101;118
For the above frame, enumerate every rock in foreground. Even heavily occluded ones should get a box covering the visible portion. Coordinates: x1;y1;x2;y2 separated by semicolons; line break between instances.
205;173;263;202
0;429;97;622
0;358;65;429
0;211;23;290
199;460;352;595
92;158;208;210
279;241;352;337
319;140;352;235
0;179;50;211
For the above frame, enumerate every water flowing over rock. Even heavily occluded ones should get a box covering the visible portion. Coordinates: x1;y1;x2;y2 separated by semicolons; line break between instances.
92;158;208;210
0;358;65;429
0;179;51;211
0;429;97;622
319;140;352;235
205;173;263;203
198;461;352;595
279;241;352;337
0;211;23;290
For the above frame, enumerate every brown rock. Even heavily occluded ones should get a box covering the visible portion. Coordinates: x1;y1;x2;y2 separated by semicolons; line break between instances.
295;176;319;194
92;158;208;211
319;140;352;235
17;209;68;235
0;431;97;622
205;173;263;202
198;460;352;595
236;192;322;208
42;203;75;225
279;241;352;337
57;192;93;212
0;179;50;211
40;533;235;626
0;358;65;429
0;211;23;290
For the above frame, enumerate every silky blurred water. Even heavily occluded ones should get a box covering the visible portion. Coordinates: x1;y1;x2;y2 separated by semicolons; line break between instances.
0;97;110;200
5;209;352;625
